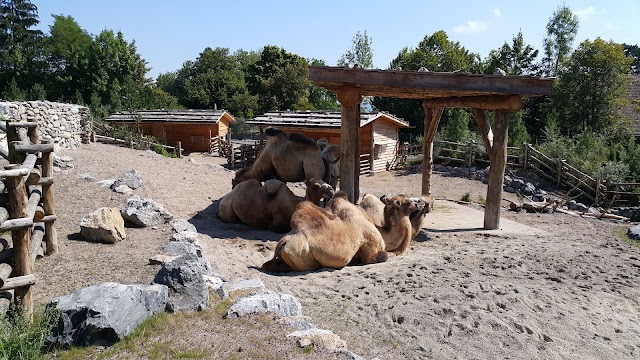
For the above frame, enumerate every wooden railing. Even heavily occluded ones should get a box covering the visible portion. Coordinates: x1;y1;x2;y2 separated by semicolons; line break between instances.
210;135;230;157
227;141;263;169
0;119;57;319
93;134;182;158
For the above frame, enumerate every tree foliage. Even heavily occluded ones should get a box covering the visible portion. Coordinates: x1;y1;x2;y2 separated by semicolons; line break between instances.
541;5;579;76
337;30;373;69
623;43;640;74
485;31;539;75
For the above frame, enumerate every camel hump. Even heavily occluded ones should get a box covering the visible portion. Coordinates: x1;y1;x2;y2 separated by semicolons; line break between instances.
265;127;288;138
291;202;328;230
289;132;319;148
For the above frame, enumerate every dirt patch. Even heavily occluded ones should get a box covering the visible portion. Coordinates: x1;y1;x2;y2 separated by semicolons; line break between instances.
37;143;640;359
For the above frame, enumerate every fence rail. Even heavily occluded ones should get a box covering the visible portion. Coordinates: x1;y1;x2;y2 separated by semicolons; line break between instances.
0;120;57;319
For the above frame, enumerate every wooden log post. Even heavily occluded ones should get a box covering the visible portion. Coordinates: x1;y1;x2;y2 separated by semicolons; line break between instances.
0;263;11;289
336;86;362;203
41;139;57;255
6;164;33;317
557;159;563;187
27;117;39;145
5;121;19;164
483;110;510;230
467;140;474;167
177;141;182;158
420;103;444;197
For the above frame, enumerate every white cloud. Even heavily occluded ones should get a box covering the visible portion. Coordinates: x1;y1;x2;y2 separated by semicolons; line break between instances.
493;8;502;18
454;20;488;33
576;6;597;21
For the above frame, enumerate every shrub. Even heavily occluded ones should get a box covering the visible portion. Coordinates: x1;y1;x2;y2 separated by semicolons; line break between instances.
460;192;472;202
0;306;59;360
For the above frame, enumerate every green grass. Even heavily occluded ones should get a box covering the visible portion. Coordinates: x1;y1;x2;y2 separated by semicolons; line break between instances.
478;195;486;205
460;192;472;203
613;226;640;249
0;305;59;360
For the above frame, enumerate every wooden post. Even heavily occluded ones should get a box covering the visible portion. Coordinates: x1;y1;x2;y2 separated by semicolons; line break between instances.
6;120;18;164
91;131;96;143
41;139;57;255
6;164;32;318
522;143;529;170
27;118;39;145
483;110;509;230
557;159;563;187
420;103;444;197
336;86;362;203
467;140;474;167
177;141;182;158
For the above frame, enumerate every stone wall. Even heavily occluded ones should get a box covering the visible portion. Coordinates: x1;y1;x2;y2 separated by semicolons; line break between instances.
0;101;92;151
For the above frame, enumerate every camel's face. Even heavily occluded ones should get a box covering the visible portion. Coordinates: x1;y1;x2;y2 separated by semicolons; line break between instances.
306;178;335;202
381;194;426;218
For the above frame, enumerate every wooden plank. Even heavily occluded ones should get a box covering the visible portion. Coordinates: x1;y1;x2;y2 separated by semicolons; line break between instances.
13;143;54;154
0;167;29;178
423;95;523;111
41;139;57;256
7;168;32;317
484;110;509;230
0;274;36;291
31;223;44;266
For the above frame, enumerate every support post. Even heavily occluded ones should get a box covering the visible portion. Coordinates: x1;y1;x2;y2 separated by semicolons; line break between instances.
41;139;57;255
177;141;182;158
483;110;509;230
420;103;444;197
336;86;362;203
6;164;32;318
522;143;529;170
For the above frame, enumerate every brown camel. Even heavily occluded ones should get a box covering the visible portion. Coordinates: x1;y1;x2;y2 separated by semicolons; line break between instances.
232;127;329;188
218;178;334;233
321;144;340;189
261;192;388;272
358;194;432;255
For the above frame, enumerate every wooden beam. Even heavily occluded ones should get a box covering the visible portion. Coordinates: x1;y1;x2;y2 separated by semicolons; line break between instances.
13;143;54;154
484;110;510;230
0;274;36;291
474;109;494;154
422;95;523;111
41;139;57;255
421;104;444;197
336;86;362;203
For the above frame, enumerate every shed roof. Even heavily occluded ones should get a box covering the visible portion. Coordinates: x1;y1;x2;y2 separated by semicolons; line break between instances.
105;109;235;124
247;110;409;128
308;66;555;100
621;75;640;135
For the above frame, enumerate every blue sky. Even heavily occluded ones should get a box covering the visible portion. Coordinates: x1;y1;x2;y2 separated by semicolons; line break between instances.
34;1;638;79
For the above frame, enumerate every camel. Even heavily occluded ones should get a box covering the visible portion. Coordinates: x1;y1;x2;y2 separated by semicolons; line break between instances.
218;178;334;233
316;137;340;189
261;192;388;272
358;194;432;255
232;127;329;188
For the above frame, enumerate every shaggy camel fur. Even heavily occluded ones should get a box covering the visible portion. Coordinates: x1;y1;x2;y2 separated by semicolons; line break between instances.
261;192;388;272
358;194;433;255
321;144;340;189
218;178;334;233
232;128;329;188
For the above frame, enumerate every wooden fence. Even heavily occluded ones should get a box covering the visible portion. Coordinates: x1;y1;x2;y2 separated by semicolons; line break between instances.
210;135;230;157
394;140;640;207
0;119;57;319
227;141;262;169
94;134;183;158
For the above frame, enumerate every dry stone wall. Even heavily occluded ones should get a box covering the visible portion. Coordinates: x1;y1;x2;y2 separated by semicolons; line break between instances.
0;101;92;151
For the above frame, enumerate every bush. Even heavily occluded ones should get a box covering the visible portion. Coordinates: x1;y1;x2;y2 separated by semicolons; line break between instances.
0;306;59;360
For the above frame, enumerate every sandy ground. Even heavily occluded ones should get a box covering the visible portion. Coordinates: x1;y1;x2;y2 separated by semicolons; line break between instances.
35;142;640;360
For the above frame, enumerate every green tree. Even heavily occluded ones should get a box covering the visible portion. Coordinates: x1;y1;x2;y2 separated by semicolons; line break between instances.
485;31;539;75
0;0;45;98
247;45;310;114
554;38;632;136
307;58;339;110
541;5;579;76
337;30;373;69
45;14;93;102
623;44;640;74
372;30;480;137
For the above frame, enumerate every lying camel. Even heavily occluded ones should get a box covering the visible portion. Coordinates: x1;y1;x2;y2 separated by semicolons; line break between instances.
261;192;388;272
358;194;432;255
218;178;334;233
232;127;329;188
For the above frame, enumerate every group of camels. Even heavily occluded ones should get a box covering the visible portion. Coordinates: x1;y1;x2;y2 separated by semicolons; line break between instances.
217;127;433;272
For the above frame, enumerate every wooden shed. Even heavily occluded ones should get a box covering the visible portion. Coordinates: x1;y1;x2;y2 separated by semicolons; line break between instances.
247;110;409;174
104;109;235;153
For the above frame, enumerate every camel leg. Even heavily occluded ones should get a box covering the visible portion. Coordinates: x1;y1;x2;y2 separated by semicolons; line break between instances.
357;235;388;265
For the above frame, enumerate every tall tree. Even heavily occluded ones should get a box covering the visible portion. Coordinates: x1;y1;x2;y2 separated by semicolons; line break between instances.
0;0;44;98
554;38;632;136
541;5;579;77
485;31;539;75
307;58;339;111
623;44;640;74
247;45;310;114
45;14;93;102
337;30;373;69
372;30;480;136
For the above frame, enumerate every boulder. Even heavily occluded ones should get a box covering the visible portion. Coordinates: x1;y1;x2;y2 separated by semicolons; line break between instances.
171;219;197;233
153;256;211;312
47;282;168;347
280;315;315;331
287;328;347;351
522;182;536;196
511;179;525;191
111;169;142;190
113;184;132;194
628;225;640;241
80;207;126;244
226;292;302;319
53;154;74;171
216;278;266;299
170;231;199;243
121;195;173;227
161;241;202;258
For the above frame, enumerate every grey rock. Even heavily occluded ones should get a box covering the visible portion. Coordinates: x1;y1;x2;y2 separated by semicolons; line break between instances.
503;175;513;186
170;231;199;243
203;274;225;292
161;241;202;258
121;195;173;227
47;282;168;347
504;186;517;193
171;219;197;233
226;292;302;318
80;207;126;244
53;154;74;171
77;173;95;182
522;182;536;196
111;169;142;190
97;179;115;188
287;328;347;351
153;256;211;312
628;225;640;241
113;184;132;194
280;315;315;330
217;278;266;299
511;179;525;190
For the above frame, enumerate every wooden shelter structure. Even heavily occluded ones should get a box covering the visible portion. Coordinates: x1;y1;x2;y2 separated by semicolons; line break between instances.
309;66;554;230
105;109;235;153
247;110;409;174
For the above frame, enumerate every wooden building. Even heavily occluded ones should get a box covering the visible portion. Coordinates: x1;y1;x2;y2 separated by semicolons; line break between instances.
247;111;409;173
104;109;235;153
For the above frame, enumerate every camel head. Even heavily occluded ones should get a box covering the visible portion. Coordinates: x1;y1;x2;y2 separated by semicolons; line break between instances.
380;194;427;221
232;168;250;189
304;178;334;206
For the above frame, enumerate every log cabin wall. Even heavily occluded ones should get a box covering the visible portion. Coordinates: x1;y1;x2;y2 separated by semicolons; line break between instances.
114;122;213;152
371;119;399;172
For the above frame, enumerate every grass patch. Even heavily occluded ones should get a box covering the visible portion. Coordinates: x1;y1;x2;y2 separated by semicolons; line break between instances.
613;226;640;249
213;298;234;317
0;305;59;360
460;192;472;203
478;195;486;205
